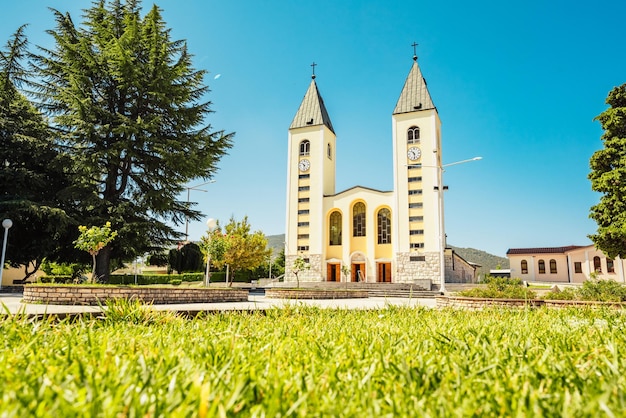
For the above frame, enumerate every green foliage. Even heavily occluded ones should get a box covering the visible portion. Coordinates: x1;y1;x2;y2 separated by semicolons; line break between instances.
146;252;168;267
167;243;204;274
201;216;271;286
589;83;626;259
169;279;182;286
291;256;310;288
107;273;203;285
21;0;233;279
458;275;536;299
74;222;118;282
544;280;626;302
450;245;509;275
3;308;626;415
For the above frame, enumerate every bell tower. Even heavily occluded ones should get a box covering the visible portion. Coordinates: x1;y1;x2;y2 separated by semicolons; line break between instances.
392;48;444;286
285;66;336;281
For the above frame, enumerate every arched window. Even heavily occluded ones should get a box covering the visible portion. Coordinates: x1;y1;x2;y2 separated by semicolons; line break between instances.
407;126;420;144
538;259;546;274
377;208;391;244
327;143;332;159
594;256;602;273
549;259;557;274
521;260;528;274
299;140;310;156
329;211;342;245
353;202;366;237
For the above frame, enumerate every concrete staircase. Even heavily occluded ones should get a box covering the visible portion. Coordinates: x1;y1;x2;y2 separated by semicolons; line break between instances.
267;282;442;298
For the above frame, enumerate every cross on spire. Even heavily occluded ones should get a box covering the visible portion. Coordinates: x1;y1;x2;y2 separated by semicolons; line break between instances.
311;62;317;79
412;42;419;61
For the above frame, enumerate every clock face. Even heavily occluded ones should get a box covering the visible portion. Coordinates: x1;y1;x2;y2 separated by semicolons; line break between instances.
298;159;311;172
407;147;422;161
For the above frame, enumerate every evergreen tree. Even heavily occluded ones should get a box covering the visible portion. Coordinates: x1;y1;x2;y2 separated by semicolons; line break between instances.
30;1;233;281
589;83;626;259
0;26;76;280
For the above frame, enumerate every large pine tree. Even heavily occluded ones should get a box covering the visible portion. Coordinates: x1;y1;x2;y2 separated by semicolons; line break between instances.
0;26;76;280
589;83;626;259
30;0;234;280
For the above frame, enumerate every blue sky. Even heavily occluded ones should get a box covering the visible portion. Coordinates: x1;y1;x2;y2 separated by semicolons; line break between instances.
2;0;625;257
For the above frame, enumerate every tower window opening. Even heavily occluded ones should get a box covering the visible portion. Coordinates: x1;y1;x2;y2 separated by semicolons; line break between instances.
299;140;310;156
407;126;420;144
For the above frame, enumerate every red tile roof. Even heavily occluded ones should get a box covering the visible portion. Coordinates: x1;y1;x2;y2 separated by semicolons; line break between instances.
506;246;585;255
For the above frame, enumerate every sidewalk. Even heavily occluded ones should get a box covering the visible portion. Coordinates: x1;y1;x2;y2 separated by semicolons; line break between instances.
0;292;436;316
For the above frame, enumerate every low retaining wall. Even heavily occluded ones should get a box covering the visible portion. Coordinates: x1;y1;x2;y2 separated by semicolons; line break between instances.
23;285;248;306
265;288;368;300
437;296;626;310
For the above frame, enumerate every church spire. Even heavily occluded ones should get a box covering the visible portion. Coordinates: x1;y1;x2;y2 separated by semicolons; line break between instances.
290;64;335;133
393;45;435;115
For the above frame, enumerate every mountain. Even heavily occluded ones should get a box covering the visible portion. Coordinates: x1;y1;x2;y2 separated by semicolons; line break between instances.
265;234;508;275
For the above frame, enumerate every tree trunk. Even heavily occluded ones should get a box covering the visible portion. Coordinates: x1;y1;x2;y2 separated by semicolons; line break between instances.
95;246;112;283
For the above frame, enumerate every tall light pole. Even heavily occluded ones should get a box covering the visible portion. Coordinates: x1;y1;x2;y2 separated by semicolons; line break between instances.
185;180;216;242
0;219;13;290
408;156;482;293
205;218;217;286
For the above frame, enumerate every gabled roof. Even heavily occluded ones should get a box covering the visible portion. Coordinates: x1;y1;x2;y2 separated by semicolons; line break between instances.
506;246;586;255
393;57;435;115
325;185;393;198
290;78;335;134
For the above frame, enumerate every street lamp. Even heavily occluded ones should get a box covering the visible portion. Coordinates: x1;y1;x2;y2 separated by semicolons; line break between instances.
408;156;482;293
185;180;216;242
205;218;217;286
0;219;13;290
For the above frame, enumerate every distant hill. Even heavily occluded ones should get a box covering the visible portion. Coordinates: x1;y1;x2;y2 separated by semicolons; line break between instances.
265;234;508;276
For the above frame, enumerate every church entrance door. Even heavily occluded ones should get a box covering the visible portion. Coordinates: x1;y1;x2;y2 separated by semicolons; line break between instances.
327;263;341;282
352;263;365;282
377;262;392;282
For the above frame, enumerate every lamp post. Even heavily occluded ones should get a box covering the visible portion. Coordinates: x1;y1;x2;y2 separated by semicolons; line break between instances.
408;157;482;293
205;218;217;286
184;180;216;242
0;219;13;290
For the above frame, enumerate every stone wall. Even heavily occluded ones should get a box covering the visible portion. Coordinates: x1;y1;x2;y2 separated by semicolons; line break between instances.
23;285;248;306
395;251;440;286
265;288;368;299
285;254;324;282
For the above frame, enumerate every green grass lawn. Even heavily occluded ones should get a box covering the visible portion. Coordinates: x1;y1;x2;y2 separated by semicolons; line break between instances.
2;304;626;416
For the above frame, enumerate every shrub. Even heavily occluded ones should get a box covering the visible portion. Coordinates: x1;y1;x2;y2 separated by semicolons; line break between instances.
169;279;182;285
544;280;626;302
458;275;536;299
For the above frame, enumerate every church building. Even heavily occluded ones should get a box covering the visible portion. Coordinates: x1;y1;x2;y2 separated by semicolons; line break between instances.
284;52;475;289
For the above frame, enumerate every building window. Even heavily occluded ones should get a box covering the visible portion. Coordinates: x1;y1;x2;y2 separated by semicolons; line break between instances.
410;243;424;249
297;246;309;251
409;230;424;235
538;260;546;274
549;259;557;274
408;203;423;209
408;176;422;183
574;262;582;273
521;260;528;274
299;140;310;156
329;211;342;246
298;186;310;191
593;256;602;273
298;174;310;179
407;126;420;144
353;202;366;237
298;234;309;239
409;216;423;222
297;222;309;227
408;189;422;195
410;255;425;262
327;143;332;159
377;208;391;244
298;209;309;215
298;197;309;203
607;258;615;273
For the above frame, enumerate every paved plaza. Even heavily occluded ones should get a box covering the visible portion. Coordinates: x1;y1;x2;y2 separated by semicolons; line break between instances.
0;292;436;316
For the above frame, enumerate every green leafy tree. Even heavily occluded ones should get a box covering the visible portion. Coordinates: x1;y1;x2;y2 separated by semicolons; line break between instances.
74;222;118;282
589;83;626;258
167;242;203;274
29;1;233;281
201;216;270;287
0;26;76;280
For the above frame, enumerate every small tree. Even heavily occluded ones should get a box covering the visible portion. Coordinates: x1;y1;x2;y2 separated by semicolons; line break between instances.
74;222;118;282
341;264;351;288
292;256;310;288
